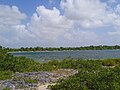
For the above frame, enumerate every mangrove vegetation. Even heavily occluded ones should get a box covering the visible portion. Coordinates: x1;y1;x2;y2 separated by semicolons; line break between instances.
2;45;120;52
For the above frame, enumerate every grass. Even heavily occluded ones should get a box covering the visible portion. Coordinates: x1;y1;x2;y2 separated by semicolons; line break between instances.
24;78;38;83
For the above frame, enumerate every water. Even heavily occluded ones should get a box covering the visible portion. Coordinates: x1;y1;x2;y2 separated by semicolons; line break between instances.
11;50;120;62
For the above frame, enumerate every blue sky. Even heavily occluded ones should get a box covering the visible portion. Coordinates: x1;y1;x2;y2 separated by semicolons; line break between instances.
0;0;61;16
0;0;120;48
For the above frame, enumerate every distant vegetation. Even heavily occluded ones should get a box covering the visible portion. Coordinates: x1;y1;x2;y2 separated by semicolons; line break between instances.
1;45;120;52
1;46;120;89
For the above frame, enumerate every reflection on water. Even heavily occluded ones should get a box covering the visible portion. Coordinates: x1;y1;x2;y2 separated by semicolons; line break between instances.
11;50;120;62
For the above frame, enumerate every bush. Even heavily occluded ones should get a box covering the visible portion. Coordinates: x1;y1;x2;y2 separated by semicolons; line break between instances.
102;59;116;66
0;71;13;80
24;79;38;83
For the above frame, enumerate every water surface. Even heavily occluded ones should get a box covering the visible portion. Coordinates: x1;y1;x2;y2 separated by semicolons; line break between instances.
11;50;120;62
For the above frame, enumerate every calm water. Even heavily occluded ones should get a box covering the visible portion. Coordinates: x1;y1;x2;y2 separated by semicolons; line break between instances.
11;50;120;62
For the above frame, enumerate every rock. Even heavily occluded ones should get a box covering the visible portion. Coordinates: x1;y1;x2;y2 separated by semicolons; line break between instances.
0;69;78;89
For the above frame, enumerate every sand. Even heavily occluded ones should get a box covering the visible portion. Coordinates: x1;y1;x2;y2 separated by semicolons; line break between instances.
37;83;56;90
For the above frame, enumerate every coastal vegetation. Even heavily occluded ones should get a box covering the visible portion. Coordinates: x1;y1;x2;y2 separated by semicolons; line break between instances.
0;46;120;89
2;45;120;52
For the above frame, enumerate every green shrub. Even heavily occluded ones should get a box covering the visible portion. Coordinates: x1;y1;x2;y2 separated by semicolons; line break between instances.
2;88;10;90
24;79;38;83
102;59;116;66
0;71;13;80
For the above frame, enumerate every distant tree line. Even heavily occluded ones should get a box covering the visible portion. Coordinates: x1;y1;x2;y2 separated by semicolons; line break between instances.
1;45;120;52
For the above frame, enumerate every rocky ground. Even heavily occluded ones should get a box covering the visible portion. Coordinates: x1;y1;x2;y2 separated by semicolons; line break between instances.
0;69;78;90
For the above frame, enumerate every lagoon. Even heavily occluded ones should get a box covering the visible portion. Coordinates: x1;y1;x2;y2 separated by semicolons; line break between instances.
11;50;120;62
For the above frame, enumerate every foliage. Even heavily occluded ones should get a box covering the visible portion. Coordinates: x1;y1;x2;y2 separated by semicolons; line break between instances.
24;79;38;83
0;71;13;80
50;60;120;90
2;45;120;52
102;59;116;66
0;52;39;72
102;58;120;66
2;88;10;90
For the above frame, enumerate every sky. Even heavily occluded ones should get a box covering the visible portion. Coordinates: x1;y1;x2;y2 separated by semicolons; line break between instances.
0;0;120;48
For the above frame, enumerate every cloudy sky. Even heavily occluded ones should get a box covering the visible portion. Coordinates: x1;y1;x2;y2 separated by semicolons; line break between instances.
0;0;120;48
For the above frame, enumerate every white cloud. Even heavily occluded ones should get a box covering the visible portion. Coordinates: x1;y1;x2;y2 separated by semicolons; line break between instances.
1;0;120;47
60;0;120;44
60;0;120;29
0;5;26;25
108;30;120;35
115;4;120;14
64;29;99;45
28;6;73;41
0;5;35;47
107;4;120;36
27;5;99;46
49;0;55;3
108;0;117;4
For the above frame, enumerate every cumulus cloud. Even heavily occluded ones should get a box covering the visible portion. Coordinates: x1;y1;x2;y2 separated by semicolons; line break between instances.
27;5;99;46
0;5;26;25
1;0;120;47
28;6;73;41
108;0;117;4
60;0;120;42
0;5;73;47
115;4;120;14
61;0;118;29
49;0;55;3
0;5;35;47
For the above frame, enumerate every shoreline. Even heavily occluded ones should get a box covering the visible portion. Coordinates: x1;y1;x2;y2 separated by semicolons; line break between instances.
9;49;120;53
8;50;68;53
